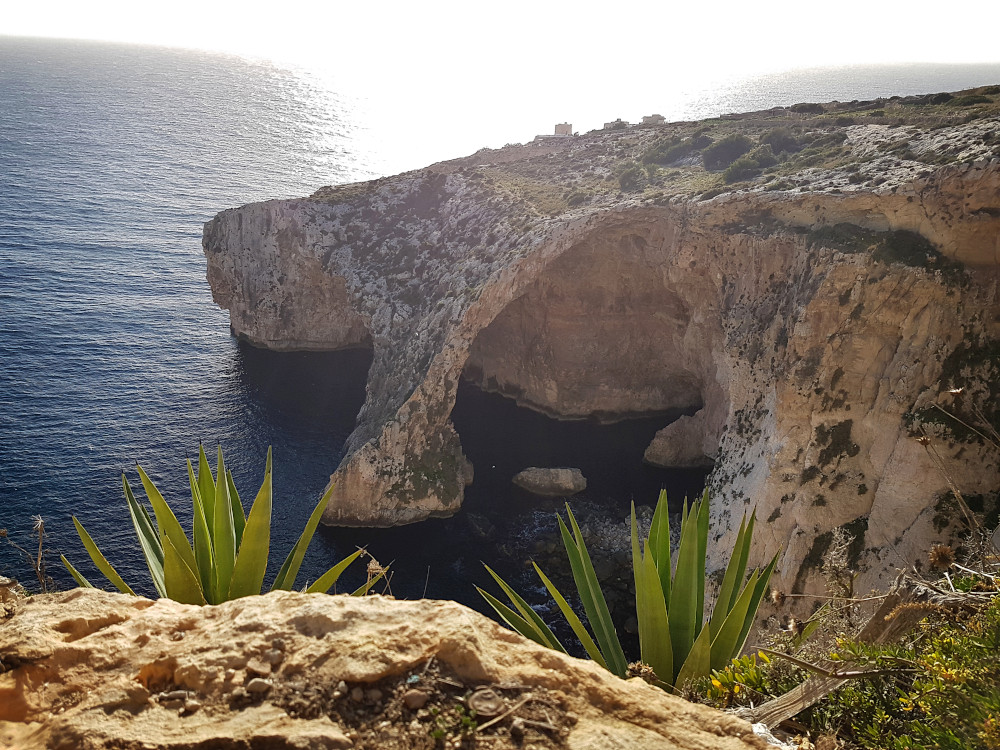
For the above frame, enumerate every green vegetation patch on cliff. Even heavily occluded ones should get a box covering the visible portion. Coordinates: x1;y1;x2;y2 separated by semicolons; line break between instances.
807;223;965;282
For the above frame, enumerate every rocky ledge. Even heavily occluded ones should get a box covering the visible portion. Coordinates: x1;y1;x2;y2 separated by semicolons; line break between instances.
0;589;766;749
204;86;1000;601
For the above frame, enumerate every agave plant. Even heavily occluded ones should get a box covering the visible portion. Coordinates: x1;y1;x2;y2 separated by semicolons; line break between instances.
478;491;777;689
61;445;376;604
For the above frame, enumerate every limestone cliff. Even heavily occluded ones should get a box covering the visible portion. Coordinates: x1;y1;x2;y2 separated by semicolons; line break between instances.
204;87;1000;600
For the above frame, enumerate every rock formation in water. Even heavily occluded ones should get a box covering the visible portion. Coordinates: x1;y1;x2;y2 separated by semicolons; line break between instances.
512;467;587;496
204;87;1000;601
0;587;767;749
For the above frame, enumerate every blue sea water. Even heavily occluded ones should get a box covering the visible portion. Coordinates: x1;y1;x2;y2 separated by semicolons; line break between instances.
0;36;377;594
1;36;999;609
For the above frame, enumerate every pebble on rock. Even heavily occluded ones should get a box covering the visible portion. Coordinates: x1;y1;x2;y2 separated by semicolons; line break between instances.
402;689;429;710
246;657;271;676
246;678;272;695
264;648;284;665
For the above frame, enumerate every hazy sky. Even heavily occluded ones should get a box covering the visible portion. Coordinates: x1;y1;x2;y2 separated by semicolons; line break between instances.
7;1;1000;172
9;1;1000;77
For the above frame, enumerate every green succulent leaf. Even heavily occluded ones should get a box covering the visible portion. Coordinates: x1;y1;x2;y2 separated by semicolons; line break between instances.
559;508;628;677
647;489;672;603
210;447;237;604
136;465;199;583
728;511;755;613
483;564;566;653
227;469;246;548
197;443;216;530
60;554;95;589
533;562;607;669
709;570;759;671
123;474;165;597
675;620;713;690
735;552;779;652
272;480;333;591
186;459;215;596
70;516;136;595
669;498;703;671
351;564;389;596
162;533;206;605
632;503;673;683
478;587;538;638
305;548;364;594
228;457;272;600
708;513;749;641
694;492;710;627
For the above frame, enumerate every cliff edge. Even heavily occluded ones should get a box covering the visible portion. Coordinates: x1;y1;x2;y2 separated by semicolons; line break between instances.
0;588;766;749
204;87;1000;600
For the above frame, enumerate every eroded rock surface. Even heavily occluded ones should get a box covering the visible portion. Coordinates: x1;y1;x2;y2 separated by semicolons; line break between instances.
644;410;717;469
0;589;766;749
204;88;1000;600
512;467;587;497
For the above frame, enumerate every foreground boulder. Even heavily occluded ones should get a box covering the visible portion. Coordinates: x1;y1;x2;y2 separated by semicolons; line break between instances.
512;467;587;496
0;589;766;749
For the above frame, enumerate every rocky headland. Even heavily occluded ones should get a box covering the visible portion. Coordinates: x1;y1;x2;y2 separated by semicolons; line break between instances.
204;87;1000;603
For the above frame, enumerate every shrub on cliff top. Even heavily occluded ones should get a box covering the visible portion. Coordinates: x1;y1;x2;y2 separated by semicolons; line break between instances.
702;134;754;170
616;161;648;192
696;575;1000;749
760;127;801;155
722;145;778;184
62;445;375;604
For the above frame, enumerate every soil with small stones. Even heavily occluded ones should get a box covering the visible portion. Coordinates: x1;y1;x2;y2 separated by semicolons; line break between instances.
271;659;575;749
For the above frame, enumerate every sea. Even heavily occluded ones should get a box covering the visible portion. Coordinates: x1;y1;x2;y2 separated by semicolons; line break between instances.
2;35;999;611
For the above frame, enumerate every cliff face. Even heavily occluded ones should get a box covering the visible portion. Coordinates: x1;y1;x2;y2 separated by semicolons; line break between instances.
204;89;1000;598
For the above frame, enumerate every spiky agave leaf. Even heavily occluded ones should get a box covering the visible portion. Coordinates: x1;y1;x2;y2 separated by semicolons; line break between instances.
631;503;672;683
186;459;214;596
123;474;165;597
482;564;567;653
532;562;607;669
271;480;333;591
136;465;199;587
210;447;236;604
67;516;136;595
228;452;272;600
304;548;364;594
668;497;704;673
559;507;628;677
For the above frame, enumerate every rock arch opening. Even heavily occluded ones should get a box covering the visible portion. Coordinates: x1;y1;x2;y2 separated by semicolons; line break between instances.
454;225;724;513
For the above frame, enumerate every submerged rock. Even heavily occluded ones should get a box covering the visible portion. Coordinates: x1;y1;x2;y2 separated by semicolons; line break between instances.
513;466;587;496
